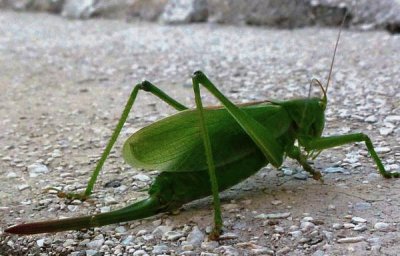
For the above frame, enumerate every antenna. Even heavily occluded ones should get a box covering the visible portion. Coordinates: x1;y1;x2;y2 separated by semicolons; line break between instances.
325;12;348;94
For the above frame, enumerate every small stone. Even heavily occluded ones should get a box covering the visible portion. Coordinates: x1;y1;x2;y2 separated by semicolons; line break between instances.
384;115;400;122
332;223;343;230
294;172;308;180
100;206;111;213
28;163;49;177
181;244;194;251
164;230;184;241
133;173;151;182
323;167;346;173
379;127;393;136
289;230;302;239
300;221;315;232
136;229;148;236
282;167;294;176
353;223;368;232
201;241;219;251
322;230;334;241
312;250;325;256
344;223;356;229
365;115;377;123
6;172;17;178
337;236;365;243
353;201;372;211
251;247;274;255
187;226;204;246
274;226;284;233
302;216;314;222
215;245;239;256
152;225;173;238
375;147;391;153
133;250;149;256
86;236;104;249
104;196;118;205
271;200;282;205
121;235;133;245
219;232;238;239
115;226;127;234
277;246;291;255
18;184;31;191
85;250;99;256
152;244;169;254
222;203;238;211
255;212;291;219
351;217;367;224
67;205;78;212
36;239;45;247
374;222;390;231
63;239;76;247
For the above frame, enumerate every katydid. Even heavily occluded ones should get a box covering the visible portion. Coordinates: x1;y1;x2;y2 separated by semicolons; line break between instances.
5;25;398;238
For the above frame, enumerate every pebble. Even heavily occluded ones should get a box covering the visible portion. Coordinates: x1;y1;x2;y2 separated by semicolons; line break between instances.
379;127;393;136
186;226;204;246
133;173;151;182
152;225;173;238
121;235;134;245
337;236;365;243
271;200;282;205
17;184;31;191
374;222;390;231
86;235;104;249
252;247;274;255
137;229;148;236
289;230;303;239
219;232;238;240
36;239;45;247
6;172;17;178
201;241;219;251
27;163;49;177
115;226;127;234
332;223;343;230
152;244;169;254
274;226;284;233
255;212;291;219
375;147;391;153
323;166;347;173
182;244;194;251
300;221;315;232
322;230;334;241
215;245;239;256
104;196;118;205
133;250;149;256
351;217;367;224
164;230;184;241
282;167;294;176
365;115;377;123
293;172;308;180
63;239;76;247
67;205;78;212
353;223;368;232
343;223;356;229
353;202;372;211
384;115;400;122
85;250;99;256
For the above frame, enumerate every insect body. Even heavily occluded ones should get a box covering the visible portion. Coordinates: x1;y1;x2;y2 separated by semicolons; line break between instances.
5;26;398;237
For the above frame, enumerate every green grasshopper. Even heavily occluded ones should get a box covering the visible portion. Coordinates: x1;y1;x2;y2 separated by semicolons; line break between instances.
5;23;399;238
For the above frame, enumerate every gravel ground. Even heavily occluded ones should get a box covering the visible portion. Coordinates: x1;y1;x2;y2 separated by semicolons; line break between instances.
0;10;400;255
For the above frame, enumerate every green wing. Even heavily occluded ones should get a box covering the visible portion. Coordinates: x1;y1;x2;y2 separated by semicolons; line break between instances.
123;103;291;172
